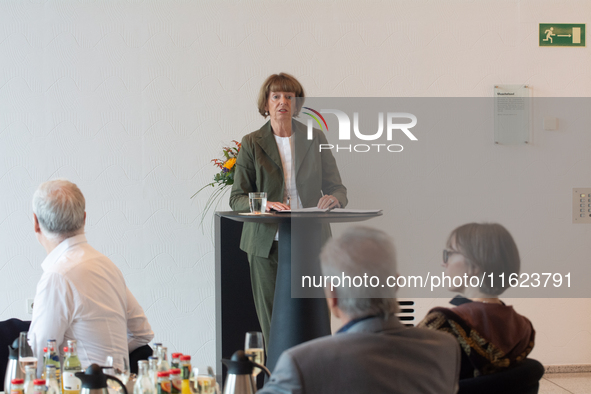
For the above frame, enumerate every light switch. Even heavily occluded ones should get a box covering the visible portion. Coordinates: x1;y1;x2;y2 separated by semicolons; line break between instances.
544;117;558;130
26;298;34;314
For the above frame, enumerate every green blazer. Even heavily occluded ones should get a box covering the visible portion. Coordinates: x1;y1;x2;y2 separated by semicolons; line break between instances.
230;119;348;258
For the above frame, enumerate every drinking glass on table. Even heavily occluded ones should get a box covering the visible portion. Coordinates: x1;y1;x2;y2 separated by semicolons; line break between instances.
105;355;131;388
244;332;264;377
18;332;37;374
248;193;267;214
190;368;217;394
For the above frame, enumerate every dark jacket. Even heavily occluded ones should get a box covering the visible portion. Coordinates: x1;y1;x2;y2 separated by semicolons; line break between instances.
230;119;347;257
259;316;460;394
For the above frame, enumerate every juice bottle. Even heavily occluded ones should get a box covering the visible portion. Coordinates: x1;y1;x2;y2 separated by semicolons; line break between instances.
33;380;46;394
45;340;61;390
170;354;182;369
169;369;181;394
41;348;48;379
62;342;83;394
10;378;25;394
156;372;170;394
179;356;191;394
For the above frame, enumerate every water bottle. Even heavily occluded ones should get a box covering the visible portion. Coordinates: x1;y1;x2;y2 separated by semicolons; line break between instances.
156;348;170;372
148;357;158;389
24;365;37;394
45;365;61;394
133;361;154;394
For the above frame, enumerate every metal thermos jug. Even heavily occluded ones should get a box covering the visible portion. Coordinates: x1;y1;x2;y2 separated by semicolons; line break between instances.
221;351;270;394
4;338;25;393
75;364;128;394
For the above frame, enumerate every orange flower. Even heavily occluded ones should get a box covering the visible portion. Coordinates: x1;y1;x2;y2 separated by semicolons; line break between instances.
223;157;236;170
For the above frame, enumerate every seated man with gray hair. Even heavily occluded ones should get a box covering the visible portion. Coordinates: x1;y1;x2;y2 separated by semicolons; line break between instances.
260;226;460;394
28;180;153;374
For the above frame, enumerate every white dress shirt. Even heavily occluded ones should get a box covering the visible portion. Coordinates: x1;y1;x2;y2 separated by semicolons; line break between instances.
29;234;154;374
274;134;303;240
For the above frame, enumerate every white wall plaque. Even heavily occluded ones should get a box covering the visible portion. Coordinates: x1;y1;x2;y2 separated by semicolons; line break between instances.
494;85;532;145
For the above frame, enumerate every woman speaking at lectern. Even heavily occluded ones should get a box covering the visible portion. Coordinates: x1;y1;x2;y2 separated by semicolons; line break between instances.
229;73;347;344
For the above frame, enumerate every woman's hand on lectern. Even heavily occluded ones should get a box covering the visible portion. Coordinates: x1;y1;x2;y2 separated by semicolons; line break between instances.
317;195;340;210
267;201;291;212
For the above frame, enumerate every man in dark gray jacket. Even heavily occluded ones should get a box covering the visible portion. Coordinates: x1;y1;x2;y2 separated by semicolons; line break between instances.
259;226;460;394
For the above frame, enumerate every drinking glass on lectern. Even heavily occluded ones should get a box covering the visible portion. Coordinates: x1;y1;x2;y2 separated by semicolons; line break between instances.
249;193;267;214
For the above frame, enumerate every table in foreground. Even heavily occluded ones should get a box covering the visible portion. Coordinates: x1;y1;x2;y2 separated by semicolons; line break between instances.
215;210;382;380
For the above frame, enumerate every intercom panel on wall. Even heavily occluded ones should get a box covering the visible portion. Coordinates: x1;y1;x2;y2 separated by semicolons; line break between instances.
573;188;591;223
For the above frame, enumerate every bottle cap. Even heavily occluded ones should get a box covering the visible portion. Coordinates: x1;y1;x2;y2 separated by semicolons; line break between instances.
171;353;182;358
11;379;24;384
63;347;68;353
157;371;170;377
179;355;191;361
170;368;181;375
33;380;46;385
43;347;47;352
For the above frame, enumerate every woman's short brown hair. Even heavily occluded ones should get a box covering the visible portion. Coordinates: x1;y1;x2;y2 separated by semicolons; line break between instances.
448;223;520;296
257;73;305;118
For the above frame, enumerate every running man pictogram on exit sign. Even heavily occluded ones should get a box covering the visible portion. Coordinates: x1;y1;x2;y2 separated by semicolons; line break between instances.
539;23;585;47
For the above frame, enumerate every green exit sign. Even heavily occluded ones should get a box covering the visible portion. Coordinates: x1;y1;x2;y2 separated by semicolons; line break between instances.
539;23;585;47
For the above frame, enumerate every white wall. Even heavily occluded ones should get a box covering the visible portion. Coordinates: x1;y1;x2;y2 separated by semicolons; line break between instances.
0;0;589;369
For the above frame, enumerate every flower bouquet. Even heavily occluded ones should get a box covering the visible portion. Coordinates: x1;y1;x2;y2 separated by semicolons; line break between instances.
192;140;241;224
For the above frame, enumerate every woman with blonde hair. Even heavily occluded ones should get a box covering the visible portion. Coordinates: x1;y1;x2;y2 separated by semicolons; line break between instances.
230;73;347;344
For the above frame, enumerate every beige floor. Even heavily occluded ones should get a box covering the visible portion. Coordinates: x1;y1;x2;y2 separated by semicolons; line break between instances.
1;374;588;394
540;373;591;394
